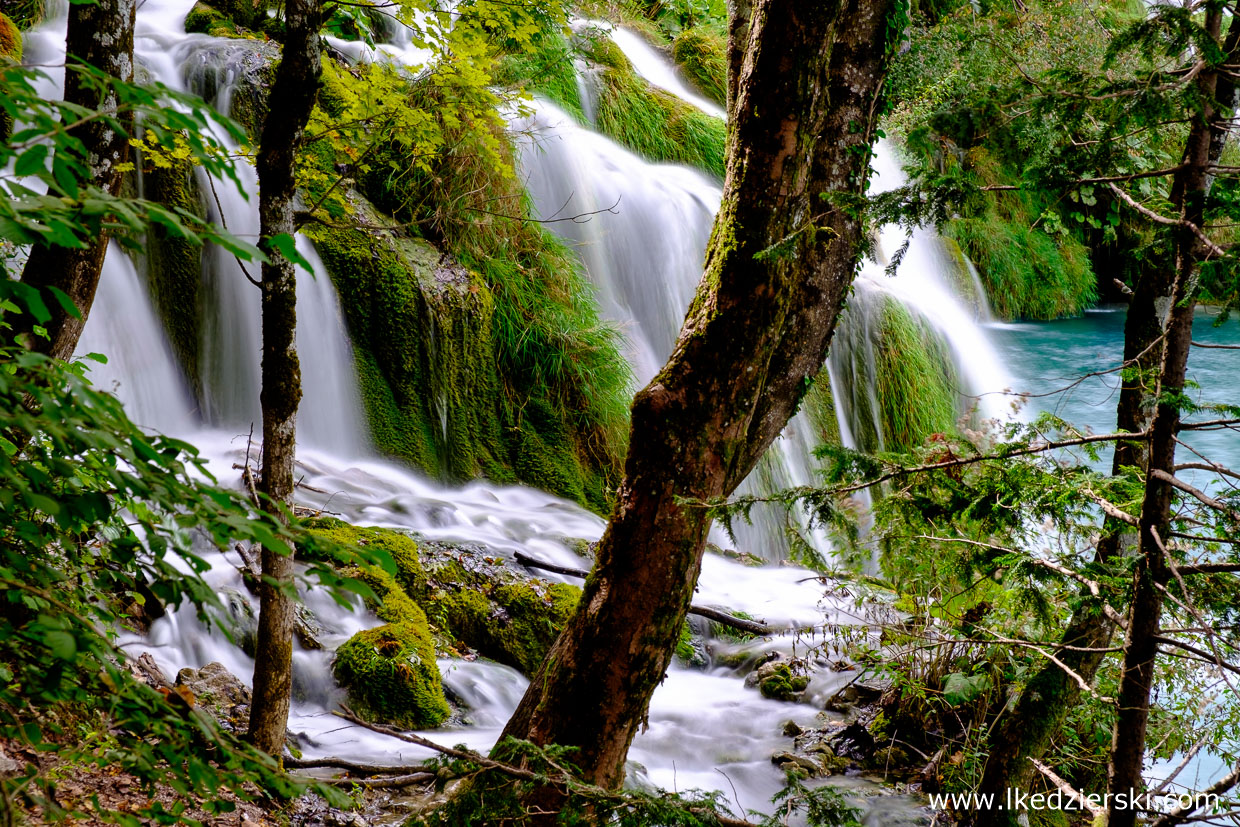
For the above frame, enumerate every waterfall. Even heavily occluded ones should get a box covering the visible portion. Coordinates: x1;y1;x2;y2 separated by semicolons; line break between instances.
75;243;197;435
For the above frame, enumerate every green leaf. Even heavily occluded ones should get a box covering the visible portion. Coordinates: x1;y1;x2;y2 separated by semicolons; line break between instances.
942;672;989;706
266;233;314;274
45;630;77;661
14;145;49;178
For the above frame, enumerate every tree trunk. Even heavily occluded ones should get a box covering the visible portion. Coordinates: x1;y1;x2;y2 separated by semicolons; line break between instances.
971;16;1238;824
1104;11;1223;824
11;0;135;359
499;0;894;795
245;0;321;757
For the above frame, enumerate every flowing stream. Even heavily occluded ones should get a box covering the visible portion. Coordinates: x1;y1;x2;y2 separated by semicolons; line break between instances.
13;7;1074;823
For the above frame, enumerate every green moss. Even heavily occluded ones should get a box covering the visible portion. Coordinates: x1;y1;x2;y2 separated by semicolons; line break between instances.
143;155;205;396
333;621;450;729
758;663;809;702
591;47;726;178
0;12;22;61
184;2;245;38
439;579;579;675
493;27;584;124
946;213;1096;321
0;0;39;30
303;518;428;598
801;367;841;448
875;298;959;451
671;27;726;106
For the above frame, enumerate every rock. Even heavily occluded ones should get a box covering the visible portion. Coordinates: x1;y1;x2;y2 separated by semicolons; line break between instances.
0;745;21;775
756;661;810;702
333;621;450;730
175;661;252;730
221;588;259;656
294;602;325;650
782;720;803;737
770;751;823;777
828;720;876;761
742;652;786;688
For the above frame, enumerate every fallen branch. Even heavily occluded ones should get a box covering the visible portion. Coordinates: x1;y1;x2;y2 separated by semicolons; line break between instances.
513;552;776;636
284;755;436;776
293;771;436;789
332;707;759;826
1084;490;1141;526
1030;758;1105;818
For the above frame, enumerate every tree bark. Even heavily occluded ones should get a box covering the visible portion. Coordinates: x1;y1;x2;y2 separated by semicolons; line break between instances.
499;0;894;796
971;16;1239;825
245;0;321;757
1104;10;1224;823
11;0;135;360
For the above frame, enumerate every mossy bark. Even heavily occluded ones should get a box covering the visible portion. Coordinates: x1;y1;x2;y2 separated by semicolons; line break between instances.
246;0;322;758
10;0;135;361
500;0;894;796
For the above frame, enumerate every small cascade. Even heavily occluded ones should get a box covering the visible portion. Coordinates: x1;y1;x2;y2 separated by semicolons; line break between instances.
74;243;197;435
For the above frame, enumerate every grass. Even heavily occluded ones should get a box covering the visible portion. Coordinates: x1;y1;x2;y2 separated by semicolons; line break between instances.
671;26;727;107
493;28;586;124
875;297;960;451
585;36;727;178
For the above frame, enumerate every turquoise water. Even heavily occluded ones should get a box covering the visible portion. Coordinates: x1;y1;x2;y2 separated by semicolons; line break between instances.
990;306;1239;798
990;306;1240;477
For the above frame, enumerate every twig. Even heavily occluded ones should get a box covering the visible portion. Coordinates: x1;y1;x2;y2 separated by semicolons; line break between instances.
1149;763;1240;827
1150;469;1240;522
512;552;776;636
1030;758;1105;817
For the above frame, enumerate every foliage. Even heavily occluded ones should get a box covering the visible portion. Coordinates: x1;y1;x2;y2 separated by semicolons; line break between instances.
0;62;267;299
671;27;726;107
0;342;399;822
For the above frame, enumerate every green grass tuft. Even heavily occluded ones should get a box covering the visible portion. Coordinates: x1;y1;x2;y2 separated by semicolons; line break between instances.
671;27;727;106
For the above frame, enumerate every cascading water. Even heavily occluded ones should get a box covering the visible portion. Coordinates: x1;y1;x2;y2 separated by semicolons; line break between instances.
513;29;1011;562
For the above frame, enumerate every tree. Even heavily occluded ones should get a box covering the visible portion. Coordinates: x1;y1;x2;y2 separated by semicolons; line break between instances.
500;0;900;794
8;0;135;360
246;0;325;756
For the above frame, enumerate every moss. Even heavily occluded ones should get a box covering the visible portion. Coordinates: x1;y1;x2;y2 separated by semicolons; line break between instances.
875;298;959;450
493;27;585;123
591;47;726;178
759;663;809;702
801;367;841;448
332;621;450;729
143;155;205;396
946;213;1096;321
0;11;18;142
184;2;245;37
0;0;39;30
0;12;21;61
439;579;580;676
671;27;726;106
303;518;428;598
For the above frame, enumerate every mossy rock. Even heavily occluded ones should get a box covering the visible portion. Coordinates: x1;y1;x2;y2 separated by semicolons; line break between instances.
0;12;22;61
758;663;809;702
184;2;246;38
671;27;726;106
303;518;428;599
0;0;39;31
333;621;450;729
438;578;580;676
143;154;205;396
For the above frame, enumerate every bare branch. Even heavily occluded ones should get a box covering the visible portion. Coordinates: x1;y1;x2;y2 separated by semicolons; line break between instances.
1030;759;1105;818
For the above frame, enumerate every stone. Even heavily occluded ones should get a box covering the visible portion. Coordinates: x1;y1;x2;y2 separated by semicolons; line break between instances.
175;661;252;729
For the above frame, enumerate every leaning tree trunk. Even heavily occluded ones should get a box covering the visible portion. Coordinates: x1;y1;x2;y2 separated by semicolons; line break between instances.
500;0;895;795
10;0;135;359
1105;10;1224;824
971;16;1238;824
245;0;322;757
